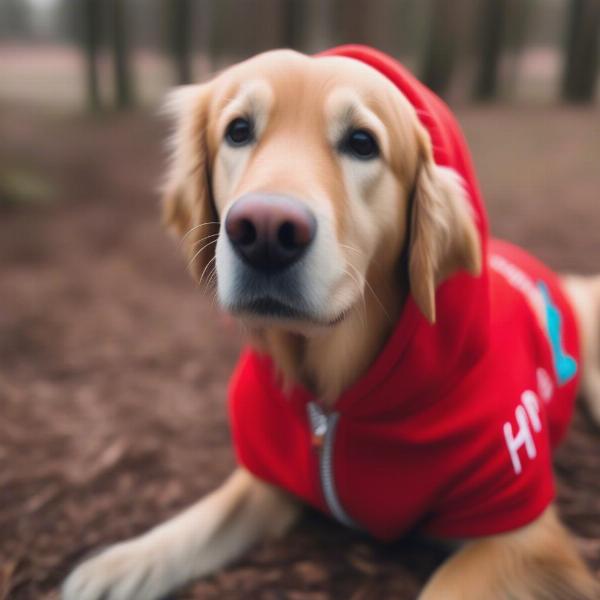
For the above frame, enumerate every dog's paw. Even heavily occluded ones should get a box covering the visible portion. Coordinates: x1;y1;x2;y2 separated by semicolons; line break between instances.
62;538;173;600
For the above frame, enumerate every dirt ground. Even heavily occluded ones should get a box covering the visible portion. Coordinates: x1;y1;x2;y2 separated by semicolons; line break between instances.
1;103;599;600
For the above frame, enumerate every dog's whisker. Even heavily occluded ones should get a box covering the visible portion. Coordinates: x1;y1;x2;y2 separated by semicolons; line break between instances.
190;233;220;248
352;270;369;330
339;243;363;257
343;254;374;326
340;243;386;274
207;267;218;287
343;266;368;330
180;222;220;245
347;262;391;324
198;255;218;287
364;279;392;323
187;239;218;272
207;271;220;309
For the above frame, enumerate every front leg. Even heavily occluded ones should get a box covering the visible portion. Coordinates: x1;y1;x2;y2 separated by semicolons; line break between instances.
62;468;301;600
419;506;597;600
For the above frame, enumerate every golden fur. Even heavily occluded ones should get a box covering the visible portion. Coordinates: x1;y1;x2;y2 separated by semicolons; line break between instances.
162;51;481;401
63;50;600;600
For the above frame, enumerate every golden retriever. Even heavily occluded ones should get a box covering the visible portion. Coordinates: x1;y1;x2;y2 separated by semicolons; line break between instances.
63;49;600;600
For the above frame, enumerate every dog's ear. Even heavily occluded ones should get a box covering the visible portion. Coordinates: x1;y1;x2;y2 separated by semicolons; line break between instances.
408;137;481;324
162;84;219;283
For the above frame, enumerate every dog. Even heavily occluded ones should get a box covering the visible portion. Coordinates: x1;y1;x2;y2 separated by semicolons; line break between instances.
63;46;600;600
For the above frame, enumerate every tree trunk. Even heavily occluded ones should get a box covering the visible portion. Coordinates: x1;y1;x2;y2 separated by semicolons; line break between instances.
504;0;535;98
82;0;102;111
110;0;134;109
304;0;335;52
421;0;460;96
169;0;192;84
562;0;600;102
473;0;510;101
195;0;214;78
282;0;304;49
0;0;31;38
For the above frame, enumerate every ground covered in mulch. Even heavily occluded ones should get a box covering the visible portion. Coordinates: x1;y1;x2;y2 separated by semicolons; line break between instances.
1;104;599;600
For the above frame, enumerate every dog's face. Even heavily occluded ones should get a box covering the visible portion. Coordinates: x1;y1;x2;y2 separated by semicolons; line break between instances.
163;50;480;333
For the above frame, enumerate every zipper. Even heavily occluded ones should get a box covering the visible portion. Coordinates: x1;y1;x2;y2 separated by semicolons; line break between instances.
307;401;358;529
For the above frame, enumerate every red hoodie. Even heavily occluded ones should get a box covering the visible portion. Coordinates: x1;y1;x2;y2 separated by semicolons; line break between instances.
228;46;580;540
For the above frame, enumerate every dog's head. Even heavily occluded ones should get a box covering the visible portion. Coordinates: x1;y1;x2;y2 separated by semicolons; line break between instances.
163;49;480;333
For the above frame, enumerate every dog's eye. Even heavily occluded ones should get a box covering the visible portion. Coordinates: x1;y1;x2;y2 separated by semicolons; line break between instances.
225;118;253;146
343;129;379;160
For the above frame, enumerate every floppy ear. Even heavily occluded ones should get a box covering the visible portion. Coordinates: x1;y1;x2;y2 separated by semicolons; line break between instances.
162;84;219;284
408;151;482;324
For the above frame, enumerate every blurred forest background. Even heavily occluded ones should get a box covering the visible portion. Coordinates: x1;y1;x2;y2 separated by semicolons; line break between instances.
1;2;599;600
0;0;599;112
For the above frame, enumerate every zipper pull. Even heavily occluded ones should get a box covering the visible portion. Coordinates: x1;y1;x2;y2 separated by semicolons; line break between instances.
307;401;328;450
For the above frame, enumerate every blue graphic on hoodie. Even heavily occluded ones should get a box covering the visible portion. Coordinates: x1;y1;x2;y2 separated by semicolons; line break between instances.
537;281;577;385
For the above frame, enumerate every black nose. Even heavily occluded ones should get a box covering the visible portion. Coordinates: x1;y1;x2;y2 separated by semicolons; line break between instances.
225;194;317;271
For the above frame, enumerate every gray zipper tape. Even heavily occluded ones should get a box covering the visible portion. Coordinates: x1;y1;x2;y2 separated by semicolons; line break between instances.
307;402;358;529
